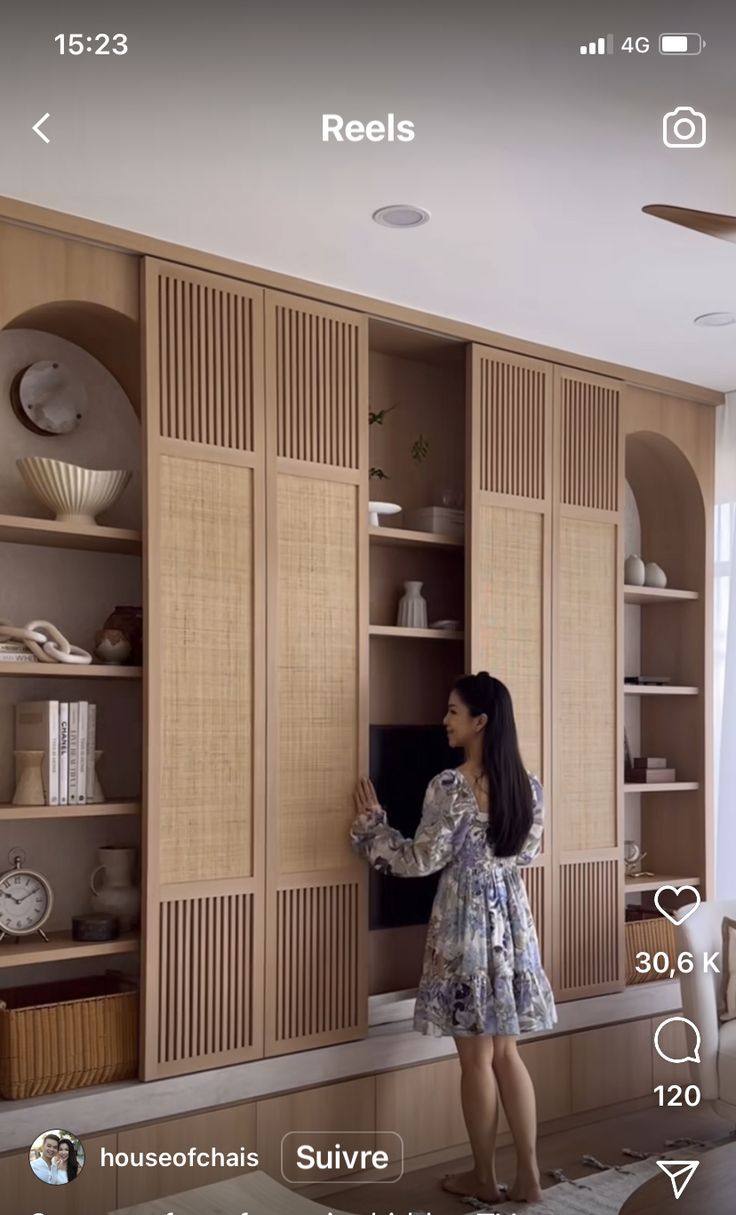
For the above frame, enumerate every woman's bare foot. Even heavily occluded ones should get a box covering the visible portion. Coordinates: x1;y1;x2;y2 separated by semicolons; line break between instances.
441;1169;506;1203
508;1171;544;1203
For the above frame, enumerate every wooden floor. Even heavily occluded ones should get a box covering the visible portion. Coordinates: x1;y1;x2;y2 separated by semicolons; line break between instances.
326;1105;731;1214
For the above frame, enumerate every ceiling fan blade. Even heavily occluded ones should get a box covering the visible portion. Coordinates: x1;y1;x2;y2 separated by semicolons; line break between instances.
643;204;736;243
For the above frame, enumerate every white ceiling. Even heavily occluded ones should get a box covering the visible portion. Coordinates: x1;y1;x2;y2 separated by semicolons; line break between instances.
2;1;736;390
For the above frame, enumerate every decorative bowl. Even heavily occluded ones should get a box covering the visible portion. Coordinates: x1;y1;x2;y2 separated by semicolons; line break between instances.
368;501;401;527
16;456;131;525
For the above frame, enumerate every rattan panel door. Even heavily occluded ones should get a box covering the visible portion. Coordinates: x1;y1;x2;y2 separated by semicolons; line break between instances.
143;259;266;1077
552;367;623;998
468;345;553;971
265;291;368;1054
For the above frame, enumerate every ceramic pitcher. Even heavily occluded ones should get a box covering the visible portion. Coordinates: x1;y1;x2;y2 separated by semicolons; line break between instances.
90;846;140;932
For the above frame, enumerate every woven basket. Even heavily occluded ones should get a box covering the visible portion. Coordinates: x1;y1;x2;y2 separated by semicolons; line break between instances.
0;974;138;1099
625;914;677;984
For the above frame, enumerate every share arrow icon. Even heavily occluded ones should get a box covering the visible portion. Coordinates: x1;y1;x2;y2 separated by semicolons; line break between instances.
656;1159;700;1199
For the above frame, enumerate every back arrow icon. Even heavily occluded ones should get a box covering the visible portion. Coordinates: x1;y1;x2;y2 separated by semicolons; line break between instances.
33;113;50;143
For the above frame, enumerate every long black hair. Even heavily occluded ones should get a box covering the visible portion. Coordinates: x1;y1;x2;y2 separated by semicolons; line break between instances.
452;672;533;857
58;1138;79;1183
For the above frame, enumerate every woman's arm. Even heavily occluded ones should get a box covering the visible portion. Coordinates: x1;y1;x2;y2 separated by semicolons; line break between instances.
350;770;470;878
516;774;545;864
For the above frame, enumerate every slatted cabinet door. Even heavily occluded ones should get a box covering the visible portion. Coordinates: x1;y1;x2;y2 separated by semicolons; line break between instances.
552;367;624;998
142;259;266;1077
467;345;553;971
264;291;369;1054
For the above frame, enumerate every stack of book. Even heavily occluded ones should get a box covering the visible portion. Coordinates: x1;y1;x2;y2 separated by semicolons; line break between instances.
15;700;98;806
0;640;37;664
630;756;676;783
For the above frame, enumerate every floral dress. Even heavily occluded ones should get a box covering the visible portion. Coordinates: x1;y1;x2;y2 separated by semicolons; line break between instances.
351;769;557;1037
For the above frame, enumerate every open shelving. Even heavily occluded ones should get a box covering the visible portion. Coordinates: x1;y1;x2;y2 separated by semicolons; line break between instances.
0;512;141;555
0;800;141;822
0;293;144;1097
622;429;707;985
624;684;699;696
624;874;701;894
369;525;463;551
0;930;139;969
623;585;698;606
624;782;698;794
0;663;142;678
369;624;464;641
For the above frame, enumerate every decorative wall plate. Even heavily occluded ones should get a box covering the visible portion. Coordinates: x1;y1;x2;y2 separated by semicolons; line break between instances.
10;360;87;435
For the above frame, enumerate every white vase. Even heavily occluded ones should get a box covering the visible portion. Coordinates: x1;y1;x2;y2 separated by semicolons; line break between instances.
396;581;428;628
90;846;140;932
624;554;646;586
644;561;667;588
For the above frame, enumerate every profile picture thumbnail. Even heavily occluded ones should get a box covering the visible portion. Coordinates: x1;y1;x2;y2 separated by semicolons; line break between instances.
28;1129;85;1185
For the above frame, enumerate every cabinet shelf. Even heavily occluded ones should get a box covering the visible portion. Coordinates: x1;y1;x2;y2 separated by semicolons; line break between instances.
624;782;699;794
624;684;699;696
0;512;141;555
624;874;701;894
0;800;141;821
0;662;142;678
624;585;698;605
369;625;465;641
369;525;463;551
0;930;139;969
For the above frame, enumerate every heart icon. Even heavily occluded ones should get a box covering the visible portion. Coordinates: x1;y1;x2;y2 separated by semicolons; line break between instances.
654;885;701;926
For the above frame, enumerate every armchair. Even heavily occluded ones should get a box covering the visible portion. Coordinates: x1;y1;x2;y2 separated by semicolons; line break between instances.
679;898;736;1120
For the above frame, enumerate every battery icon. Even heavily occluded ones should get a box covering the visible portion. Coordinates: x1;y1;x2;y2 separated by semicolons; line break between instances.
659;33;705;55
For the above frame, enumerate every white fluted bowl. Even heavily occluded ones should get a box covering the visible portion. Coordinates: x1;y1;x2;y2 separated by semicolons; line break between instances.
16;457;132;525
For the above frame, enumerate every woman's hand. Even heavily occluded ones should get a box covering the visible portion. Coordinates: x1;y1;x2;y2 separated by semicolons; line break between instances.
352;777;385;829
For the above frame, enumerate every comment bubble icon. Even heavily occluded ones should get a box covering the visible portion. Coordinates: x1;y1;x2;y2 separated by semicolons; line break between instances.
653;1016;701;1064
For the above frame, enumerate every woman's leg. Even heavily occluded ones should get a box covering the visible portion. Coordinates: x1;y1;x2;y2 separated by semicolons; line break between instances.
441;1035;504;1201
492;1035;543;1203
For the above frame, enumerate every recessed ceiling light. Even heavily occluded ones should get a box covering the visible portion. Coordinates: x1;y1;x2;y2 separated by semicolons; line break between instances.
372;204;430;228
694;311;736;327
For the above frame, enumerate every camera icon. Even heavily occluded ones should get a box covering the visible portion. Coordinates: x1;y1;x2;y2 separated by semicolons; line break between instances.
663;105;706;148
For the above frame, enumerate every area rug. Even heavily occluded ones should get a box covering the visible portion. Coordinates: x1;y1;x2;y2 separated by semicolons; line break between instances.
461;1144;715;1214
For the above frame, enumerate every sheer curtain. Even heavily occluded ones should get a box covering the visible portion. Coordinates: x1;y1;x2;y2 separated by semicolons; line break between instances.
715;392;736;898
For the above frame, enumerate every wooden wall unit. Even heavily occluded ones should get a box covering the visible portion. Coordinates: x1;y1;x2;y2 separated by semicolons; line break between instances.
264;291;369;1054
552;368;624;998
142;259;266;1076
0;203;716;1094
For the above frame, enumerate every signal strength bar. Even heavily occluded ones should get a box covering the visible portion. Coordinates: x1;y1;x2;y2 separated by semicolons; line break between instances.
580;34;614;55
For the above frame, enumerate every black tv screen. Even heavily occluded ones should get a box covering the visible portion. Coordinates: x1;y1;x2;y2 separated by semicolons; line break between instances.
368;724;463;929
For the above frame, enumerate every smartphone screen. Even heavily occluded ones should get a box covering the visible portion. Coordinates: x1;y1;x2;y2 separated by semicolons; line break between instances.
1;5;734;1215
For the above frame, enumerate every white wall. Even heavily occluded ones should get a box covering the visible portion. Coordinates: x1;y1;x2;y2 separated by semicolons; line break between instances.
714;393;736;899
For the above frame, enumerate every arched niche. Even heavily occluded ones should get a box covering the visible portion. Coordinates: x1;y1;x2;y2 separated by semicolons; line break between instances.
4;301;140;416
626;431;705;602
625;432;706;879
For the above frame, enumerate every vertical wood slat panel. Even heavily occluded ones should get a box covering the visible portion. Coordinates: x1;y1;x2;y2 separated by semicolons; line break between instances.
476;351;547;498
155;266;257;450
520;865;546;967
275;883;360;1044
273;298;360;467
559;861;619;993
158;894;254;1065
559;374;619;511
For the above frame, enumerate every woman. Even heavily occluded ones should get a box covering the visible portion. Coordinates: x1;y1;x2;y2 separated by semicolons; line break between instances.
53;1137;80;1184
351;672;556;1205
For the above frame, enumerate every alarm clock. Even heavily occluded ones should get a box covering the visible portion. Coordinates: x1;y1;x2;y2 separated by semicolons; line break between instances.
0;852;53;942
